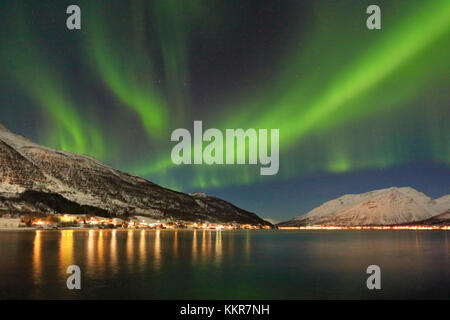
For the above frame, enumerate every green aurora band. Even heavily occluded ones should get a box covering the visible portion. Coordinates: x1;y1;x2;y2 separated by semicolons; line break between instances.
1;4;105;158
0;0;448;191
129;0;450;189
85;1;169;138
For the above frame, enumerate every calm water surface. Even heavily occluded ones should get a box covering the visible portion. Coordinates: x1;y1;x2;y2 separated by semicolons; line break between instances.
0;229;448;299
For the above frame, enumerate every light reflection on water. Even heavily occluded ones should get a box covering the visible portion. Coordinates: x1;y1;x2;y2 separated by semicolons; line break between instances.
110;230;117;273
59;230;74;277
0;230;448;299
192;229;197;264
32;230;41;286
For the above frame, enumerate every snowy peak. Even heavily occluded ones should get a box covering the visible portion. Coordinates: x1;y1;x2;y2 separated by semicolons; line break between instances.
279;187;449;227
0;126;271;226
0;124;33;145
434;195;450;213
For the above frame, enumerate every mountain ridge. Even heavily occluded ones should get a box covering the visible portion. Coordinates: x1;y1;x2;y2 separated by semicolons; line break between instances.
0;125;271;226
278;187;450;227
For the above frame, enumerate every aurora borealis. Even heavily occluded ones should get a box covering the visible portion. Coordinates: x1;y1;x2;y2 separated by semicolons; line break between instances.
0;0;448;220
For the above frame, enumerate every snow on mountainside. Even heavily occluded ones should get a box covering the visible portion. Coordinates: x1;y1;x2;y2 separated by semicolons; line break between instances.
434;195;450;214
278;187;450;227
412;210;450;226
0;125;271;226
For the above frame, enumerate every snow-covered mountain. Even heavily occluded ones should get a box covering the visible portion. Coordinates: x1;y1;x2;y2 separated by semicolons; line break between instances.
278;187;450;227
0;124;271;226
411;210;450;226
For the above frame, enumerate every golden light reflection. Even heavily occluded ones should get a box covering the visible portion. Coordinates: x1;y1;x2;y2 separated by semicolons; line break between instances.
173;230;178;258
110;230;118;270
201;230;207;263
208;230;212;252
154;229;161;271
87;229;95;272
200;230;215;263
97;230;104;266
228;231;235;258
139;230;147;267
245;231;251;261
214;230;222;266
32;231;42;285
126;230;134;263
414;231;422;251
192;230;197;263
59;230;74;275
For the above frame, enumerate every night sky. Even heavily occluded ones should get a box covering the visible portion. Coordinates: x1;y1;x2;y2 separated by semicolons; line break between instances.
0;0;449;221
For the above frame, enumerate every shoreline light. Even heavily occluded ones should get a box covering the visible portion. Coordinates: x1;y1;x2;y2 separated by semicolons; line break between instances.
278;225;449;231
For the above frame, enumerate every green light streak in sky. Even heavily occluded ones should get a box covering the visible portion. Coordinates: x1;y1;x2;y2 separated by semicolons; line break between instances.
129;0;449;190
1;5;105;158
149;0;199;117
224;0;450;141
1;1;448;192
85;1;168;138
277;0;450;147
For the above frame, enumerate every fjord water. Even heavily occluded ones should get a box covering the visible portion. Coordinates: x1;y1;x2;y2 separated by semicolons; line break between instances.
0;230;448;299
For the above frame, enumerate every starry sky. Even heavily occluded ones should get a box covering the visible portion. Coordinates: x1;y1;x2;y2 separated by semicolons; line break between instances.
0;0;449;221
